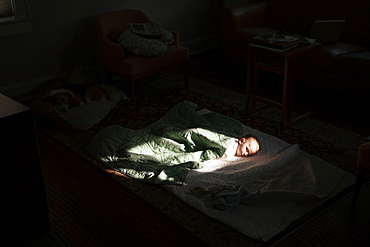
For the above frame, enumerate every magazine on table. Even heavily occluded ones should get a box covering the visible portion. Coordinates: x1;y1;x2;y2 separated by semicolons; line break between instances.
130;22;164;37
251;43;299;52
252;33;300;51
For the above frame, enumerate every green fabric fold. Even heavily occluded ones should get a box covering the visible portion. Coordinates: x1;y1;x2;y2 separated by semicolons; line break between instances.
86;101;244;184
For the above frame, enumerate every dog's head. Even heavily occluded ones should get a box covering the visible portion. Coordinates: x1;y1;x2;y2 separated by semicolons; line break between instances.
43;89;74;113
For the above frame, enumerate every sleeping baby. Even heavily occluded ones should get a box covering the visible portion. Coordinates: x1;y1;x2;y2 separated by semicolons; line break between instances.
218;134;260;159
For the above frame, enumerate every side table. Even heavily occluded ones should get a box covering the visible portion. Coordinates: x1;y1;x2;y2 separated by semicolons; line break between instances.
246;42;321;128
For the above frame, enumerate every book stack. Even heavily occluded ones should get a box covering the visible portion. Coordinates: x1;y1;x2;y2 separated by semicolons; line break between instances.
130;22;164;37
252;33;300;52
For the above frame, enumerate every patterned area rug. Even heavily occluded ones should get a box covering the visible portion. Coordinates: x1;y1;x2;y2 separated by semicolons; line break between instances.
40;74;367;246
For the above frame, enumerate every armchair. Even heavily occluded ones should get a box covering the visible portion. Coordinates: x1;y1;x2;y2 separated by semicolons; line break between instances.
97;9;189;100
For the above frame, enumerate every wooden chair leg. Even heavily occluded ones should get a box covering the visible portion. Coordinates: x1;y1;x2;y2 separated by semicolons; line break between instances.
182;62;189;89
351;166;368;210
130;76;135;101
105;70;114;83
352;142;370;211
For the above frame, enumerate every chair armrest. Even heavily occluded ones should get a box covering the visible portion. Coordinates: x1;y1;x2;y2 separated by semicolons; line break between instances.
358;142;370;169
221;2;268;58
171;31;180;46
98;34;126;59
221;2;269;31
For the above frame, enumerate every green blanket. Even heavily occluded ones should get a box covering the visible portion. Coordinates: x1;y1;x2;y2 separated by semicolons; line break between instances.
86;101;244;184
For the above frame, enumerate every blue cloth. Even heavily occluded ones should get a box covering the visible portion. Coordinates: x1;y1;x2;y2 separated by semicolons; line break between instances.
191;184;258;210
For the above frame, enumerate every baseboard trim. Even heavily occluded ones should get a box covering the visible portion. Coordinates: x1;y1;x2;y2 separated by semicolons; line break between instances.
0;65;98;103
0;74;62;102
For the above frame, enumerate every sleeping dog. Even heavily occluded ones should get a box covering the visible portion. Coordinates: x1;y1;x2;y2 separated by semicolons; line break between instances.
43;84;108;113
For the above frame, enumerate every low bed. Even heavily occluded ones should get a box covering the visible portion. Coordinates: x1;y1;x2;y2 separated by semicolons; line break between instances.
85;100;355;242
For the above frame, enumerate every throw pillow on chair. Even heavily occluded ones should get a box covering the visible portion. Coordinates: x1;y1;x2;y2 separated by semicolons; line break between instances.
118;29;174;56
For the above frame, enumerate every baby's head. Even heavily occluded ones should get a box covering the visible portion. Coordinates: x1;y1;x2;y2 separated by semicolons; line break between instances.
235;134;260;157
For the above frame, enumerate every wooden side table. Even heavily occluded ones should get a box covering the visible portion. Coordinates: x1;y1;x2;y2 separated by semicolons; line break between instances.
246;42;321;128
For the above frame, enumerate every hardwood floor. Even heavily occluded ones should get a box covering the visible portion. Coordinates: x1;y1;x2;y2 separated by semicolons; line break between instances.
36;47;370;246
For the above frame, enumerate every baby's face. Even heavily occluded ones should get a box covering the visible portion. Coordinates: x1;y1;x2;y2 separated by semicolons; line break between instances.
235;137;260;157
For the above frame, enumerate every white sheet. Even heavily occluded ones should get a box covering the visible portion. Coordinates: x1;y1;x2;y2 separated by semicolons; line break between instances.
164;123;355;241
